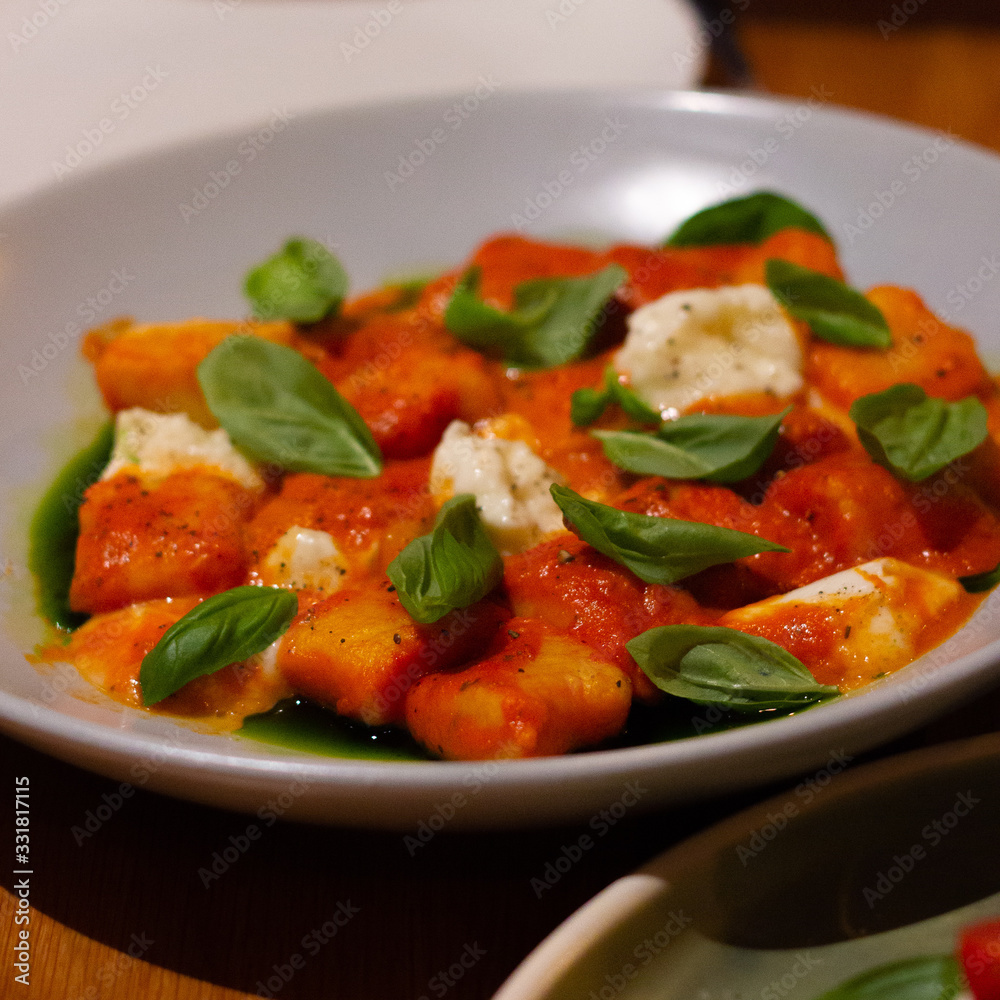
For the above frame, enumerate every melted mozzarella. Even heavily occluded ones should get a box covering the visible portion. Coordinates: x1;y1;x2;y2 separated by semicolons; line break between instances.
721;558;965;689
615;284;803;415
101;408;262;489
430;419;565;555
260;526;348;593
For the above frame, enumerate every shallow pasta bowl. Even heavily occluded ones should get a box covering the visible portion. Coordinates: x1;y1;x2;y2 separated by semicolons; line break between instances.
2;89;1000;829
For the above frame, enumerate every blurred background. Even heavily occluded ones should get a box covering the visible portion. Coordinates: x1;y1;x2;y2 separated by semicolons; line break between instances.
3;0;1000;203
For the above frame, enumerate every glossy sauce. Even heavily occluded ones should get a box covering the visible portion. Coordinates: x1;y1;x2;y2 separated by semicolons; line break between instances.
29;228;1000;759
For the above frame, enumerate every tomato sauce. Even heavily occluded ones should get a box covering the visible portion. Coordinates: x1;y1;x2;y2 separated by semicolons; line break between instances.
33;225;1000;758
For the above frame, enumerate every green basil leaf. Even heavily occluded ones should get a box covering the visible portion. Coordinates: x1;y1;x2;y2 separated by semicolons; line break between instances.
626;624;839;711
571;386;610;426
849;383;988;482
140;586;298;705
594;430;712;479
813;956;963;1000
245;237;349;323
605;367;661;423
198;336;382;478
549;484;788;585
959;560;1000;593
766;258;892;348
666;191;832;247
571;367;661;427
595;407;790;483
387;494;504;624
444;264;627;368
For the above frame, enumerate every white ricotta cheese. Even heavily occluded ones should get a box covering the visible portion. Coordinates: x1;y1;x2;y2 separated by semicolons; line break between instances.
260;526;348;593
101;408;263;489
615;284;804;416
430;419;565;555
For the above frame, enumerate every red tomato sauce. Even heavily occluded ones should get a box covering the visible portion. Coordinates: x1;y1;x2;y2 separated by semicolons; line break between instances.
35;227;1000;756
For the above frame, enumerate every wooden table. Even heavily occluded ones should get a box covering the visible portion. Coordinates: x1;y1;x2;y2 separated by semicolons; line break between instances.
4;12;1000;998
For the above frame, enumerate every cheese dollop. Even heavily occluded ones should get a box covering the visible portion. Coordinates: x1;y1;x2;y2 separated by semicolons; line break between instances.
101;408;263;489
430;419;565;555
720;558;965;689
260;526;348;593
615;284;804;416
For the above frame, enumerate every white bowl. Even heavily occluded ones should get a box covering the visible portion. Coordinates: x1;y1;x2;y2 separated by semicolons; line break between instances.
2;90;1000;829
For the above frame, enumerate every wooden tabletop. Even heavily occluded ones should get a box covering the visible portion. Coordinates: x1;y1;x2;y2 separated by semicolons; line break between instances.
5;11;1000;999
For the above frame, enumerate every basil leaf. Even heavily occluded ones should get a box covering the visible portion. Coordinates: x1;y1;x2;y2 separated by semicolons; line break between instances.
387;494;503;624
666;191;831;247
571;367;661;427
959;561;1000;593
606;368;660;423
571;386;610;426
813;956;963;1000
595;407;790;483
626;624;838;711
445;264;627;367
198;336;382;478
549;484;788;585
245;237;349;323
849;383;988;482
140;586;298;705
766;258;892;348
